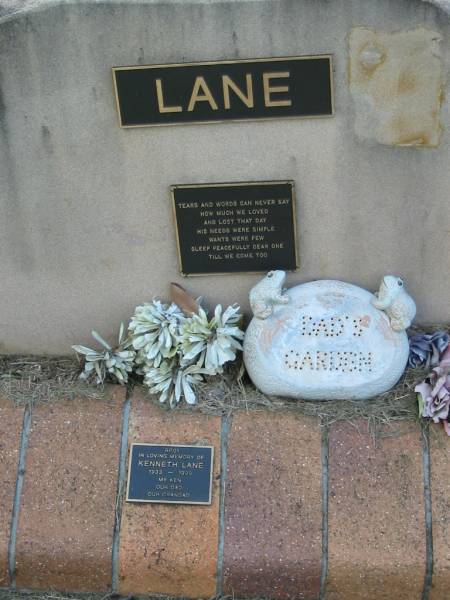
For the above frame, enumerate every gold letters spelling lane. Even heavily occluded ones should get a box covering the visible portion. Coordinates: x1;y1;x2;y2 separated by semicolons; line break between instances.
113;55;333;127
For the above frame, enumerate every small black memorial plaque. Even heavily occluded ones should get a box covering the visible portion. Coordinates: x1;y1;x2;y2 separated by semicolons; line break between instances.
171;181;298;275
126;443;214;505
113;55;333;128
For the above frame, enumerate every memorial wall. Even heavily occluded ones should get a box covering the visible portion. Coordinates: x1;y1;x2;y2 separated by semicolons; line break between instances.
2;3;450;599
0;0;449;354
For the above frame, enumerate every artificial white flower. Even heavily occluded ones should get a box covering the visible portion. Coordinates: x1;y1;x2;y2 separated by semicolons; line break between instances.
72;324;135;384
143;359;210;407
180;304;244;373
128;300;185;367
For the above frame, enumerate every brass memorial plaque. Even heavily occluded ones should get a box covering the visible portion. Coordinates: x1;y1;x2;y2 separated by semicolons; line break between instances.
126;443;214;505
171;180;299;276
113;55;333;128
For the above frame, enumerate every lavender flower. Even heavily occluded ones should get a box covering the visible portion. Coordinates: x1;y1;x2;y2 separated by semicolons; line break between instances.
408;331;450;368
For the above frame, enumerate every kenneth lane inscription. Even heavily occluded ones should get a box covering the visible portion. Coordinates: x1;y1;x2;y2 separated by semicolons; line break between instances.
171;181;298;275
113;55;333;127
126;443;214;505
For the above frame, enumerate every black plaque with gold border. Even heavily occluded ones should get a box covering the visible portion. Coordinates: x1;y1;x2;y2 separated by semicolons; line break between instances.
171;180;299;276
126;443;214;505
113;55;333;128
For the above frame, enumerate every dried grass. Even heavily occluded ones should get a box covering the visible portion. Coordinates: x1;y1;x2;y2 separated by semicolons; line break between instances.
0;593;252;600
0;592;107;600
0;355;104;407
0;346;431;437
168;361;428;439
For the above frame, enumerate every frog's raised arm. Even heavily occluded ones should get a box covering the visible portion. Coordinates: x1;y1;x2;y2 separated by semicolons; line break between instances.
249;270;290;319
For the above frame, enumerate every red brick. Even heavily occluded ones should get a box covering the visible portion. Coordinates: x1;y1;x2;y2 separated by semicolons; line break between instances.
15;386;125;591
327;419;426;600
429;427;450;600
118;387;221;598
0;396;24;587
223;411;322;600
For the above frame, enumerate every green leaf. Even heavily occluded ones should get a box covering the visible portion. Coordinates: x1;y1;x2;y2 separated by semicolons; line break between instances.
94;361;104;383
182;377;197;405
72;344;97;355
417;392;425;418
91;330;112;350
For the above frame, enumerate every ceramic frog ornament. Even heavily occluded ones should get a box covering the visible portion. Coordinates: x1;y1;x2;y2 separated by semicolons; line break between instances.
371;275;416;331
249;270;289;319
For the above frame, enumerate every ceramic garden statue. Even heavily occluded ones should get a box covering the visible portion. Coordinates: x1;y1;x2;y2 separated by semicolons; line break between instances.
243;271;416;400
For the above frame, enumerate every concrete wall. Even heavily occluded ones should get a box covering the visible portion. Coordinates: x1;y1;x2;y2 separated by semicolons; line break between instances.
0;0;449;354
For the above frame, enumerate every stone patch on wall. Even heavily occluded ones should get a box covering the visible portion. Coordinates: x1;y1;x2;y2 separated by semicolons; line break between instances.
349;27;444;148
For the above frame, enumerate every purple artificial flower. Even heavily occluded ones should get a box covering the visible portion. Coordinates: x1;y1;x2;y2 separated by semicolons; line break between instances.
409;331;450;368
432;330;450;355
416;346;450;435
409;334;432;368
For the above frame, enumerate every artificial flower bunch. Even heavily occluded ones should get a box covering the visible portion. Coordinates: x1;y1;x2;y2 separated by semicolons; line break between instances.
128;300;243;406
408;330;450;368
72;298;244;407
408;329;450;435
415;345;450;436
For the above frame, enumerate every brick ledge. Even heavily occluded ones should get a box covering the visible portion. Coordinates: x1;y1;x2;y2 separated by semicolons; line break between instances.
0;387;449;600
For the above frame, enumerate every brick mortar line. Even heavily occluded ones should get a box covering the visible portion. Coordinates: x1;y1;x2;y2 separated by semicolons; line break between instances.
319;424;329;600
111;386;132;592
7;405;32;588
216;413;231;596
421;425;433;600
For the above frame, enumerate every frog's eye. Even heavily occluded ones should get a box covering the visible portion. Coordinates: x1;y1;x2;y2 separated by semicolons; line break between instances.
267;271;274;278
398;279;403;287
